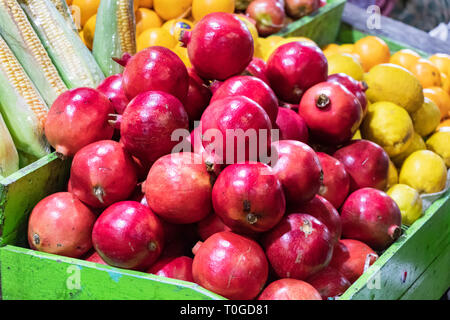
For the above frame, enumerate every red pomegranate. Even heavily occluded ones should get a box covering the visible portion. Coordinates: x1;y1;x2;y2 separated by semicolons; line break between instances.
210;75;279;125
341;188;402;250
246;0;286;36
180;12;254;80
197;213;232;241
316;152;350;209
267;41;328;103
262;213;334;280
120;91;189;166
280;102;299;112
45;87;115;157
299;81;363;145
330;239;378;283
285;0;320;19
327;73;368;115
92;201;164;271
70;140;137;208
290;195;342;245
306;266;351;299
85;251;108;265
333;139;390;192
144;152;213;224
147;256;194;282
188;127;223;176
200;96;272;164
160;220;199;258
122;46;189;102
275;107;309;143
97;74;130;114
192;231;268;300
271;140;322;207
184;68;212;122
258;279;322;300
28;192;96;258
244;57;269;84
212;162;286;234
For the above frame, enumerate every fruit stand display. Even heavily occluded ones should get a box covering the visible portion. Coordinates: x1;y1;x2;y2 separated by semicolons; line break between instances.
0;0;449;300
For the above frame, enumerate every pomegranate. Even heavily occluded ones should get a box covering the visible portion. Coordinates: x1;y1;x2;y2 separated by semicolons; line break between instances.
332;139;390;192
290;195;342;245
184;68;212;123
275;107;309;143
200;96;272;164
160;220;199;258
192;231;268;300
28;192;96;258
271;140;322;207
97;74;130;114
122;46;189;102
330;239;378;283
299;81;363;145
212;162;286;234
262;213;334;280
341;188;402;250
147;256;194;282
197;213;232;241
320;0;327;6
285;0;320;19
120;91;189;166
211;75;279;125
267;41;328;103
244;57;269;84
70;140;137;208
258;278;322;300
92;201;164;271
306;266;351;299
327;73;368;115
44;87;115;157
246;0;286;36
86;251;108;265
316;152;350;209
180;12;254;80
188;127;222;176
144;152;213;224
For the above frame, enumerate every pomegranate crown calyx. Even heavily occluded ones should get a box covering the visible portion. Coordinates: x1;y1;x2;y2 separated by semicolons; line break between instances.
316;93;331;108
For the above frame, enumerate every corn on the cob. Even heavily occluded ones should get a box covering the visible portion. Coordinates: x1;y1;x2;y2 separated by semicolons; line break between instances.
0;34;50;159
49;0;78;32
0;113;19;179
18;0;105;89
93;0;136;77
0;0;67;106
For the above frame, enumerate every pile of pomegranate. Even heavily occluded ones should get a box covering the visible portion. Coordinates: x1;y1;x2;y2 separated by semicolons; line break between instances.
29;12;403;300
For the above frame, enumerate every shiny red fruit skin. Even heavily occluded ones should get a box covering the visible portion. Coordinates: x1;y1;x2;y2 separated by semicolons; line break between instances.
197;213;232;241
192;231;268;300
147;256;194;282
184;12;254;80
306;266;351;299
316;152;350;209
122;47;189;102
144;152;213;224
45;87;115;157
92;201;164;271
340;188;402;251
285;0;320;19
267;42;328;104
212;162;286;234
28;192;96;258
299;81;363;145
246;0;286;36
327;73;368;115
333;139;390;192
97;74;130;114
86;251;108;265
244;57;269;84
271;140;322;207
120;91;189;166
275;107;309;143
211;75;279;125
70;140;137;208
184;68;212;122
258;278;322;300
330;239;378;283
262;213;334;280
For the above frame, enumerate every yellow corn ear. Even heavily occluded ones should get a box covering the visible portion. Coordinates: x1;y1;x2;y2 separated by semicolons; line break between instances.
0;113;19;179
48;0;78;32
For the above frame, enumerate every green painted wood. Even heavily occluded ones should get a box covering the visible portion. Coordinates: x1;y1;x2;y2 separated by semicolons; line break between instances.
276;0;346;48
0;246;224;300
0;153;71;247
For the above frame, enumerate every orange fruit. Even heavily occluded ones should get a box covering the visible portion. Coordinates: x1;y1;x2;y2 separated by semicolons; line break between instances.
441;72;450;95
389;49;421;71
353;36;391;71
154;0;192;21
437;118;450;130
139;0;153;8
339;44;354;54
72;0;100;27
135;8;162;36
162;19;194;41
410;58;442;88
322;43;340;57
82;14;96;50
67;0;73;5
172;44;192;68
429;53;450;76
79;30;85;45
136;28;177;51
192;0;235;22
133;0;139;12
424;87;450;120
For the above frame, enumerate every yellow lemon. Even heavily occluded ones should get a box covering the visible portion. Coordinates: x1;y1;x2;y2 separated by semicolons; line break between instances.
72;0;100;27
257;36;283;61
426;129;450;167
386;159;399;189
391;132;426;168
322;43;340;57
352;129;362;140
364;63;424;113
137;28;177;51
339;43;354;54
82;14;96;50
192;0;235;22
154;0;192;21
411;97;441;137
361;101;414;157
236;15;259;51
79;30;86;46
399;150;447;194
172;44;192;68
326;53;364;81
387;184;423;226
135;8;163;36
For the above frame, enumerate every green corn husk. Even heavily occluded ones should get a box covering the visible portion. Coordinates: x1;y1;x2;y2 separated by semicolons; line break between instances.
49;0;79;32
0;112;19;179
